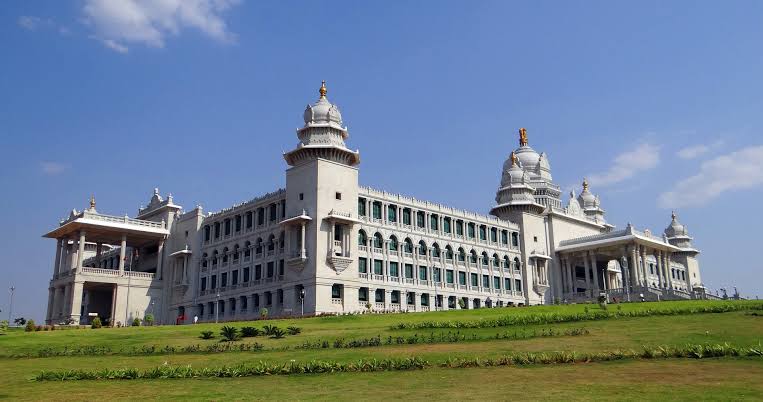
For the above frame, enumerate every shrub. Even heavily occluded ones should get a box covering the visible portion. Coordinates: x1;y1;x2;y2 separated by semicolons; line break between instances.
25;320;36;332
262;324;278;336
200;331;214;340
14;317;27;326
144;314;155;326
458;298;466;309
270;328;286;339
241;327;261;337
0;320;8;334
91;317;102;329
259;308;269;319
132;318;141;327
220;326;240;342
286;326;301;335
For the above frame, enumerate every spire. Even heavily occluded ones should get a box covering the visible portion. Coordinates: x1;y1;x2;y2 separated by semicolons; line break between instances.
89;194;96;210
319;80;327;99
582;177;589;191
510;151;518;166
519;127;528;146
671;210;677;221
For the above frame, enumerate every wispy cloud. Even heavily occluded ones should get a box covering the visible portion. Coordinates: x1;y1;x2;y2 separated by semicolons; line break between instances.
658;145;763;208
676;140;724;160
18;16;50;31
588;143;660;187
40;161;68;176
81;0;241;53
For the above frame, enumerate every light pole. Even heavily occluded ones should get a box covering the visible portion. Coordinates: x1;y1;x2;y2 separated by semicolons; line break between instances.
151;300;156;322
215;292;220;323
299;288;305;316
8;286;15;325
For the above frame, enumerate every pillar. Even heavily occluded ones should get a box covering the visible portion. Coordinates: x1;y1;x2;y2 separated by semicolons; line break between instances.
45;287;55;324
69;282;84;324
590;251;600;296
76;230;86;272
53;238;63;278
119;234;127;275
630;246;639;288
53;286;63;320
665;252;673;290
62;283;72;318
156;239;165;280
640;247;648;287
582;254;592;296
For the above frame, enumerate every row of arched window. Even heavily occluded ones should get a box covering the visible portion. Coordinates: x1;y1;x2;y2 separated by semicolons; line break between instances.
203;200;286;243
201;233;284;268
358;198;520;246
358;230;521;269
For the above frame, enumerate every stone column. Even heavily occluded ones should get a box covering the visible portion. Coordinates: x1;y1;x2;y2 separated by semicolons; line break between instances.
413;291;421;311
157;239;165;280
76;230;86;272
630;246;639;288
95;242;102;267
45;287;55;324
63;283;72;318
655;250;663;288
665;252;673;290
53;238;63;278
68;282;84;324
590;251;600;296
640;247;648;287
582;253;592;297
118;234;127;276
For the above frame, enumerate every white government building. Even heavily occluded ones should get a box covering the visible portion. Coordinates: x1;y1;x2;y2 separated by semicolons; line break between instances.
43;82;711;326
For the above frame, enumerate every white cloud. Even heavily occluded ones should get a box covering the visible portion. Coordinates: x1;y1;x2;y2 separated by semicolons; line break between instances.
659;145;763;208
676;140;724;160
40;162;68;175
588;143;661;187
82;0;241;53
18;16;42;30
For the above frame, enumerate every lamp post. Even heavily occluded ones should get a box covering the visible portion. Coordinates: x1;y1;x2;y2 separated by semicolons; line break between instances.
215;292;220;323
8;286;15;325
151;300;156;320
299;287;305;316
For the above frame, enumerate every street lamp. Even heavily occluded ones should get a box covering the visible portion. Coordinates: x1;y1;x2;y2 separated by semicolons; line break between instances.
8;286;15;325
299;287;305;316
215;292;220;323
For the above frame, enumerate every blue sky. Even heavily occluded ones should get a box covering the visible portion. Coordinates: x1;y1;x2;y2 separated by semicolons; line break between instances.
1;1;762;321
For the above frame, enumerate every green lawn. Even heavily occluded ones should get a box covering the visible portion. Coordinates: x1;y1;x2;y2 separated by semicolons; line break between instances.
1;300;762;400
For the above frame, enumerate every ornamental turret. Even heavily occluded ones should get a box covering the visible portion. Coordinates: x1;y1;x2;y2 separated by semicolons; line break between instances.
577;178;606;224
664;211;694;248
284;81;360;167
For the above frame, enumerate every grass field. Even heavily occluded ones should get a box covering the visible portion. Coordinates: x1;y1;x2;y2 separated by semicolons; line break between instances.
1;300;762;400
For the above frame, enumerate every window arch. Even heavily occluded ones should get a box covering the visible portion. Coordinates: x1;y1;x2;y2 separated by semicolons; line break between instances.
458;247;466;262
233;244;240;261
493;253;500;267
373;232;384;249
514;257;521;269
431;243;441;258
212;250;219;266
388;235;398;251
244;241;251;258
469;250;478;263
418;240;427;256
358;230;367;246
445;245;454;260
267;234;275;252
202;252;208;268
222;247;229;263
503;255;510;268
255;238;263;254
404;238;414;253
481;252;489;266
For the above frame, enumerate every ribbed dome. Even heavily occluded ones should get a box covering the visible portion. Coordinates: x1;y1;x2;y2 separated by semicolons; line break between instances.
515;145;540;170
501;152;527;186
577;178;597;208
303;81;343;127
665;211;688;237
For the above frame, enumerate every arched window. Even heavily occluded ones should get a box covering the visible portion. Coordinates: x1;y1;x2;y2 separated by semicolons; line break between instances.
388;235;398;251
222;247;229;263
404;238;414;253
267;235;275;252
255;238;263;254
431;243;441;257
458;247;466;262
202;253;208;268
373;232;384;249
244;241;251;258
469;250;478;263
481;252;489;266
233;244;240;261
493;253;500;267
514;257;521;270
418;240;427;256
503;256;510;268
278;232;285;250
212;250;219;266
358;230;367;246
445;245;454;260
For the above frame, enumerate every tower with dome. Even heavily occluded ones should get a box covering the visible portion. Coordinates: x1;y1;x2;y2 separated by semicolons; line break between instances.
41;83;712;325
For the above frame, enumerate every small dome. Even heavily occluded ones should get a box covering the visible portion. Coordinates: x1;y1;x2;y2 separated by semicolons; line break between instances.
665;211;688;237
577;178;597;208
303;81;343;126
515;145;540;170
502;152;527;185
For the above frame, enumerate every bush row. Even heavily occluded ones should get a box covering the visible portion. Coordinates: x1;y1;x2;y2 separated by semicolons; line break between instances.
295;328;590;350
34;343;763;381
391;303;763;330
18;342;265;358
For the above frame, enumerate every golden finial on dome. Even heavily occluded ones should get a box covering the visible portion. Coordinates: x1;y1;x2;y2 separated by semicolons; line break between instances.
582;178;589;191
89;194;96;210
319;80;327;98
510;151;518;166
671;210;676;220
519;127;528;146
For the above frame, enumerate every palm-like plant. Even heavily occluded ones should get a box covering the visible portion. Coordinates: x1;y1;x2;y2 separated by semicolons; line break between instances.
241;326;261;337
286;326;301;335
269;327;286;339
220;325;240;342
262;324;278;336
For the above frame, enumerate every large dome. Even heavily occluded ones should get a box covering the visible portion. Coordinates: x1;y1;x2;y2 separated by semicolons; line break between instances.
303;81;343;127
665;211;688;237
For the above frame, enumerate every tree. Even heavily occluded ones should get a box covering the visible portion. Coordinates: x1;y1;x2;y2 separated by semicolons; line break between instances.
0;320;8;334
144;314;155;326
24;319;36;332
14;317;26;326
259;308;268;319
91;317;102;329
